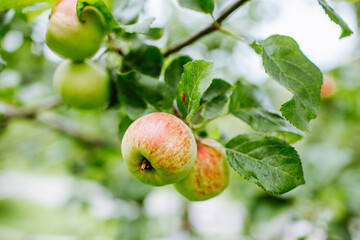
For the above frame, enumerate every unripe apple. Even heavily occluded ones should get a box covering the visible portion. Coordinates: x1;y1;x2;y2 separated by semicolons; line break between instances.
53;61;110;110
174;139;230;201
121;112;197;186
46;0;106;61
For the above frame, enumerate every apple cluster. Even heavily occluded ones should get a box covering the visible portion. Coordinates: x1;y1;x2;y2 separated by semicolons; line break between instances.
121;112;230;201
46;0;230;201
47;0;110;110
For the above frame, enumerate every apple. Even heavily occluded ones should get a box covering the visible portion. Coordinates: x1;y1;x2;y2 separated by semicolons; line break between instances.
53;61;110;110
321;76;336;99
46;0;106;61
174;139;230;201
121;112;197;186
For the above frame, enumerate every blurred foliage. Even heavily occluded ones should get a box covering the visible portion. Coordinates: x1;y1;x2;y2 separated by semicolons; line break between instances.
0;0;360;240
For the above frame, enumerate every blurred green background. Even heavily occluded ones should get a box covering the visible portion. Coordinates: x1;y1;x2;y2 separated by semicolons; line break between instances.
0;0;360;239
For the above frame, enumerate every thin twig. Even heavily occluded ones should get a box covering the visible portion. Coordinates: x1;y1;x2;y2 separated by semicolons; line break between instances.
107;33;124;56
217;26;252;45
112;47;124;56
1;98;112;147
173;104;186;122
36;112;111;147
2;96;61;123
164;0;251;57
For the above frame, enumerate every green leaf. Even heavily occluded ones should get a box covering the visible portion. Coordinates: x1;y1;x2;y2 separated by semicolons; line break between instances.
318;0;353;38
261;35;323;132
118;72;173;112
164;56;192;101
104;75;121;109
112;0;144;25
176;60;214;121
77;0;117;31
0;0;55;12
115;22;164;39
23;3;54;22
122;43;164;78
0;55;6;72
201;79;232;103
200;79;233;119
229;80;302;142
120;17;155;34
225;134;305;194
145;28;164;40
118;113;133;141
201;95;230;119
232;109;303;142
177;0;214;14
229;79;266;111
115;73;147;120
249;41;263;54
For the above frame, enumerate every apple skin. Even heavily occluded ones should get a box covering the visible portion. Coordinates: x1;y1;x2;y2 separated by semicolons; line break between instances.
53;61;110;110
321;77;336;99
46;0;106;61
121;112;197;186
174;139;230;201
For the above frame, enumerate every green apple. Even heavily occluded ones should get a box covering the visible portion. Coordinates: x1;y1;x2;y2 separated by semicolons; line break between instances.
53;61;110;110
174;139;230;201
121;112;197;186
46;0;106;61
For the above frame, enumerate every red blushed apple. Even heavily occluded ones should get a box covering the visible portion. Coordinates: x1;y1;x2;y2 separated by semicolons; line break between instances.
121;112;197;186
321;77;336;99
46;0;106;61
174;139;230;201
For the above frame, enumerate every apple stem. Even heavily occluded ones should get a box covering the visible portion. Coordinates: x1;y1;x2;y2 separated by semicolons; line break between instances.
140;160;147;174
140;159;152;173
195;134;202;143
173;104;186;122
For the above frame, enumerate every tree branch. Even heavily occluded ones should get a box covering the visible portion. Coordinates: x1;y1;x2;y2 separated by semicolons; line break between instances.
36;112;112;147
1;98;112;148
164;0;250;57
2;96;61;123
